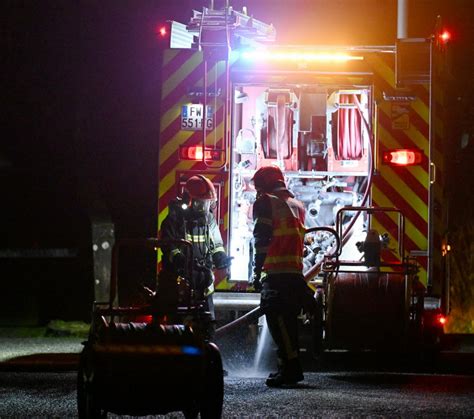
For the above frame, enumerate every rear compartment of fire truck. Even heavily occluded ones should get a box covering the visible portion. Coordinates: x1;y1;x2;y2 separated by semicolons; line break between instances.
218;78;381;371
228;85;370;281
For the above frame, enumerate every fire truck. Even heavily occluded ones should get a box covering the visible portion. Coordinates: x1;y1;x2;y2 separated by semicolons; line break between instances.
156;4;449;354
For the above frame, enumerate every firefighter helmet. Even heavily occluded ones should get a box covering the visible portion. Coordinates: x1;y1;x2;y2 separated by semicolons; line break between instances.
184;175;217;201
252;166;286;193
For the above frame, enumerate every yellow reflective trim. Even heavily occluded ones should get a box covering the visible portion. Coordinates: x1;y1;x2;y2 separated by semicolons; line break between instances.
160;103;184;135
274;224;305;237
411;96;429;125
185;233;207;242
158;207;169;230
205;282;214;296
162;53;204;101
366;53;396;91
169;248;181;263
158;161;193;200
265;255;302;264
382;166;428;222
163;49;179;67
212;246;225;254
378;108;429;153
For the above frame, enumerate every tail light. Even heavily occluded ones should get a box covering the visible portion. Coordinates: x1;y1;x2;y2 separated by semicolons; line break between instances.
180;146;221;161
382;149;423;166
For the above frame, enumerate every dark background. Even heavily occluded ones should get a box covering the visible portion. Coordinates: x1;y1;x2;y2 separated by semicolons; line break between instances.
2;0;473;324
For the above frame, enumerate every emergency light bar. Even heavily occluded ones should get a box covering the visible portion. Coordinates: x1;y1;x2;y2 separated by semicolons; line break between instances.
179;146;221;161
239;50;364;62
382;149;423;166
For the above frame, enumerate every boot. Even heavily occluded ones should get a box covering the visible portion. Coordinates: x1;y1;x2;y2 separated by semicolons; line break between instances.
265;358;303;387
268;358;284;379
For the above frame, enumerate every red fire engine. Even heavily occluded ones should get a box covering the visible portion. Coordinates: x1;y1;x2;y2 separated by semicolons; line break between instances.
157;4;448;354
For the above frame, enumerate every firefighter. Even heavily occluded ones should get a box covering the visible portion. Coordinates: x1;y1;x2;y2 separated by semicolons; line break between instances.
160;175;230;336
249;165;314;387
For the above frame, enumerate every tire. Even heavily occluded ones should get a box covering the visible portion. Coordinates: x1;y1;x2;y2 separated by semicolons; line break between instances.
77;347;106;419
200;343;224;419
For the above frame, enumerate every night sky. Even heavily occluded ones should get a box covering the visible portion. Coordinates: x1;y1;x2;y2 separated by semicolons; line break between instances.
2;0;473;244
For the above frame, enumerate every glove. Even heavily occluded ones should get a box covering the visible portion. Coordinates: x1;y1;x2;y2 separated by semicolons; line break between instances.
172;251;187;276
249;272;262;292
213;252;232;270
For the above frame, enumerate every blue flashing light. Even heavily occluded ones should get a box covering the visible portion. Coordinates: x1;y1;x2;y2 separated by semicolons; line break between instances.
181;345;202;356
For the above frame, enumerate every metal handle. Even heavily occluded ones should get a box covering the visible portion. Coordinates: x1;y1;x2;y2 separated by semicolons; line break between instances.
430;161;436;184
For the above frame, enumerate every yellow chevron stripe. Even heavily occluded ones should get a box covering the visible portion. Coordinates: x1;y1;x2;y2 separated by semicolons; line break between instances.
384;166;428;221
158;207;169;231
162;53;203;101
162;56;225;103
372;184;427;250
163;49;179;67
366;53;395;88
158;159;197;200
411;95;429;125
159;61;226;135
159;129;194;165
159;103;182;135
378;107;429;153
369;55;430;129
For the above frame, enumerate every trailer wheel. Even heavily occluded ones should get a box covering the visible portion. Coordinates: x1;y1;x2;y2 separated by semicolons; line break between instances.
200;343;224;419
77;348;105;419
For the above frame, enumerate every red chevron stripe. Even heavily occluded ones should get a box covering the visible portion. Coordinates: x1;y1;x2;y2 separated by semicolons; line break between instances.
373;176;428;239
371;199;428;266
410;84;430;109
162;50;196;84
378;109;428;150
161;65;204;112
406;108;430;140
159;116;182;144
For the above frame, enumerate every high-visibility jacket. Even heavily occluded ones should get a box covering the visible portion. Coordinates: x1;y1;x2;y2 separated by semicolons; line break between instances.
253;192;306;275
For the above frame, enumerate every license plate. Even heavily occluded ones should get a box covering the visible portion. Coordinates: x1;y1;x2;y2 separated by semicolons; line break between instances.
181;104;214;131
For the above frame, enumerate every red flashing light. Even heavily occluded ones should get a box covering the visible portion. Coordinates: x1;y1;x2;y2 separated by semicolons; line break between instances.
155;22;170;40
438;30;451;44
179;146;221;161
436;314;447;326
382;149;422;166
159;26;168;37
